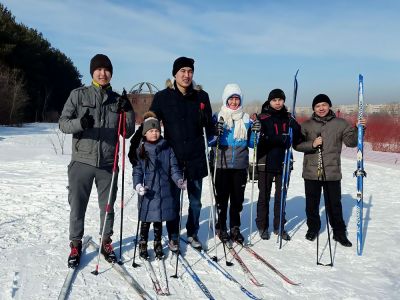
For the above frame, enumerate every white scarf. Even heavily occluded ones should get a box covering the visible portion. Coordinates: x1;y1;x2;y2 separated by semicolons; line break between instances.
219;105;247;141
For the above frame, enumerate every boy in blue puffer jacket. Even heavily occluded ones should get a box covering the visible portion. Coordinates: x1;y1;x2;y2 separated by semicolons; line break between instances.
132;112;186;259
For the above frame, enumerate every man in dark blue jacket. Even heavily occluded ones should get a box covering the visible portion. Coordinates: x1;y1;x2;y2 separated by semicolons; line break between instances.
150;57;213;250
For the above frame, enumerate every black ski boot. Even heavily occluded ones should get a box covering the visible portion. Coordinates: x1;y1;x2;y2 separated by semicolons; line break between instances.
259;229;270;240
101;238;118;263
274;229;291;241
217;228;230;243
154;240;164;259
68;240;82;268
333;232;352;247
305;230;318;241
230;226;244;244
139;241;149;260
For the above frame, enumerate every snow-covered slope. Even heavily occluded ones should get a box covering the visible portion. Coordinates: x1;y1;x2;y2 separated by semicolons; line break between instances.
0;123;399;299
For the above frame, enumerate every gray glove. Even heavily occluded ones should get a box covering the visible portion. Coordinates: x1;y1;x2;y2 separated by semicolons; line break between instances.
216;117;224;136
251;119;261;132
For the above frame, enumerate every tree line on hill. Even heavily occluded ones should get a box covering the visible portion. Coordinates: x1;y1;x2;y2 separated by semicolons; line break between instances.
0;4;82;125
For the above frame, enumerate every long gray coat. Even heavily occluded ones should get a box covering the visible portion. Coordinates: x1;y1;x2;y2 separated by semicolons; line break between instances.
295;111;357;181
132;138;182;222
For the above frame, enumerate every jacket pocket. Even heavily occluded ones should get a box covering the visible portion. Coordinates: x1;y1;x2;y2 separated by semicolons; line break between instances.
81;97;96;115
106;103;120;128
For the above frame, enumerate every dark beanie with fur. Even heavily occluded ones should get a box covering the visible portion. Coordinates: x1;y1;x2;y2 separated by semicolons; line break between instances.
312;94;332;109
142;111;161;136
90;54;113;77
172;56;195;76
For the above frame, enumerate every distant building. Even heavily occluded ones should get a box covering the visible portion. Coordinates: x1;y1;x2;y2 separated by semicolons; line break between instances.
127;82;159;123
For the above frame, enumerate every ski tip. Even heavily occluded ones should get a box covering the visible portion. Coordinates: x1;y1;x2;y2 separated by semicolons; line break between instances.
359;74;363;81
295;69;299;76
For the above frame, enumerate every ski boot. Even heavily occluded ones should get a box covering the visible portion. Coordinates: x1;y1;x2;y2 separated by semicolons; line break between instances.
68;240;82;268
274;229;291;241
230;226;244;244
101;238;118;263
139;241;149;260
154;240;164;259
188;235;202;250
333;232;352;247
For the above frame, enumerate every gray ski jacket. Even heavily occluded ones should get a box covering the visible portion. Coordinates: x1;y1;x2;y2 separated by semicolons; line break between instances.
59;84;135;167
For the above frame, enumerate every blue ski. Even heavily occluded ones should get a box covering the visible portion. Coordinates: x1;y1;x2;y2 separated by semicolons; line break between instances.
162;237;215;299
355;74;366;256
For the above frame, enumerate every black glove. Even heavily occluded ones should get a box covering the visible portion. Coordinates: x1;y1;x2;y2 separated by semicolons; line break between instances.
215;117;224;136
251;119;261;132
80;108;94;129
117;89;132;112
128;124;143;166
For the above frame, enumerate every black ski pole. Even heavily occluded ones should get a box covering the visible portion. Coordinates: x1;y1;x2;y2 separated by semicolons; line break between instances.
118;111;127;265
171;167;185;278
132;152;147;268
316;144;333;267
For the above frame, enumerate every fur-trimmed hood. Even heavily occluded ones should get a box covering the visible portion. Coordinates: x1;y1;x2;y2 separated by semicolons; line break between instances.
165;78;203;91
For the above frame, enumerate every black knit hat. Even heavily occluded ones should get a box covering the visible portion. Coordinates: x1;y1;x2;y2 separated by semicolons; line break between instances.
172;56;195;76
267;88;286;102
90;54;113;77
312;94;332;109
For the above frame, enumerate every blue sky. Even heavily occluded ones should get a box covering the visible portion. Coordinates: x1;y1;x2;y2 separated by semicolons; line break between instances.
3;0;400;106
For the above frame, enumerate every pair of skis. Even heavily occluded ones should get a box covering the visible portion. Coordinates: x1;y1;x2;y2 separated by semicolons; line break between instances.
355;74;366;256
59;237;152;300
140;253;170;296
229;241;299;286
181;237;261;300
277;70;299;248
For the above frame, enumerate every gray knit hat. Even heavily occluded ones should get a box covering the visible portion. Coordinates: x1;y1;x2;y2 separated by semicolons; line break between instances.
142;111;161;136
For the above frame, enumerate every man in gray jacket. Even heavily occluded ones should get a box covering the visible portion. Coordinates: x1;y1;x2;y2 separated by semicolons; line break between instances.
295;94;366;247
59;54;135;267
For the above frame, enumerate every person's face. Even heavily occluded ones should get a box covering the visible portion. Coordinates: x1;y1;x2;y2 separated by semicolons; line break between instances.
145;128;161;142
175;67;193;91
92;68;112;86
314;102;330;117
269;98;285;110
227;95;241;110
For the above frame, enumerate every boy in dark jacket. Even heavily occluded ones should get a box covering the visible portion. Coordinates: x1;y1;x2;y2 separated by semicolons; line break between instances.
132;112;186;259
256;89;302;241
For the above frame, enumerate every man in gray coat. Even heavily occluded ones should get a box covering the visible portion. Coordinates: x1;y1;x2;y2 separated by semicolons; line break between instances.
59;54;135;267
295;94;366;247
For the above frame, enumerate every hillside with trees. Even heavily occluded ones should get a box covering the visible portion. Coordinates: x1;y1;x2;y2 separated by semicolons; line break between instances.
0;4;82;125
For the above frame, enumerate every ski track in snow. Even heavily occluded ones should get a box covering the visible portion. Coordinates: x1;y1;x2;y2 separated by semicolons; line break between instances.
0;123;399;299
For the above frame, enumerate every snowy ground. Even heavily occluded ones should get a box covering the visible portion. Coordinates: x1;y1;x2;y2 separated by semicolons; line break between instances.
0;123;399;300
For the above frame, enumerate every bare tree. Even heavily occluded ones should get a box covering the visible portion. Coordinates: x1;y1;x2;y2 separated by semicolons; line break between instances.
0;64;28;125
